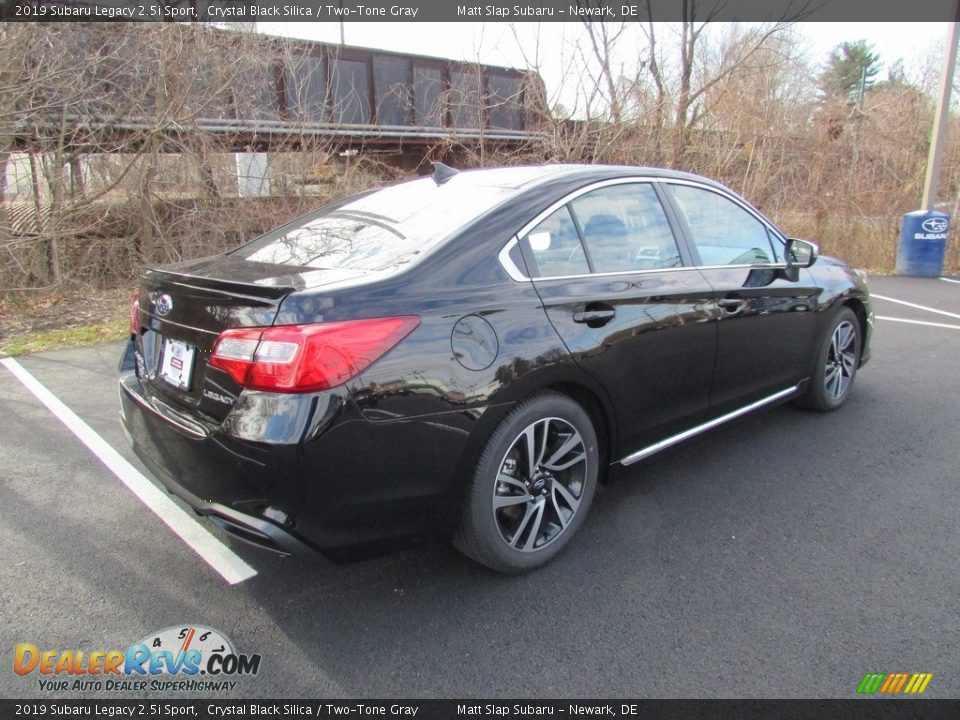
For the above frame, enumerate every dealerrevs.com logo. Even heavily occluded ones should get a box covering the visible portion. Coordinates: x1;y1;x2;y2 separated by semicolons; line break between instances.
14;625;261;692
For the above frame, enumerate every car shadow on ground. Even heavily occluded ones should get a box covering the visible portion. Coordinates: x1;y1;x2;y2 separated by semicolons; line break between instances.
230;389;904;698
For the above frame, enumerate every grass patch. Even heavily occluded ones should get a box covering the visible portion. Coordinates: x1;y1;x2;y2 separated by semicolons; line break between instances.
0;318;129;357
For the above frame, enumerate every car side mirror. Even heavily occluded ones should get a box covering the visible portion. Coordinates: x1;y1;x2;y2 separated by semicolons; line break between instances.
786;238;818;268
779;238;818;281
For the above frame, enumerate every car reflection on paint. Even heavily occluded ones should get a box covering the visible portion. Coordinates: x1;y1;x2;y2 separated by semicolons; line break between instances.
119;164;872;573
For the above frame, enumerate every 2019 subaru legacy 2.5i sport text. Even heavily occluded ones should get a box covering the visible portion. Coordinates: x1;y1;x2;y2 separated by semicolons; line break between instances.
119;164;872;573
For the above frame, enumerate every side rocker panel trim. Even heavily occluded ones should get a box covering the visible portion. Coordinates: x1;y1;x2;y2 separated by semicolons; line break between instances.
618;386;799;466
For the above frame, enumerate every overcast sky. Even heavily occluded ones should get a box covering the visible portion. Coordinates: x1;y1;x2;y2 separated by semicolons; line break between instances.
255;21;948;114
258;20;947;76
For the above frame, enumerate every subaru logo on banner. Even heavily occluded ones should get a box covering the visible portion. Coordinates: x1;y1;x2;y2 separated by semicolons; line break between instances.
921;217;948;234
897;210;949;277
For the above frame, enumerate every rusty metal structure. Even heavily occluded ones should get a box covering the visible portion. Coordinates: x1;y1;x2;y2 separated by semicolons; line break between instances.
11;26;547;166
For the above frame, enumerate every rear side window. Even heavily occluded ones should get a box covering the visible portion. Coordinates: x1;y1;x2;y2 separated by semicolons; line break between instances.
519;183;682;278
521;206;590;278
569;184;681;272
667;184;778;266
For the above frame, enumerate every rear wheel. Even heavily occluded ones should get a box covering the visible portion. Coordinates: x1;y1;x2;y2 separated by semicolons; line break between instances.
455;392;599;573
795;307;861;411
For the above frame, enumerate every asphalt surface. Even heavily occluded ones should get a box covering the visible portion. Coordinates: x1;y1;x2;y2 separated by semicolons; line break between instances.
1;275;958;699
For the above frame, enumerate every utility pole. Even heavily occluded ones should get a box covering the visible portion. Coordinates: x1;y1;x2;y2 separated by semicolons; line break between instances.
921;14;960;210
898;11;960;276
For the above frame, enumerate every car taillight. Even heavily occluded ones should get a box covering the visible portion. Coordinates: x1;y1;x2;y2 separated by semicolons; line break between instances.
209;316;420;393
129;291;140;336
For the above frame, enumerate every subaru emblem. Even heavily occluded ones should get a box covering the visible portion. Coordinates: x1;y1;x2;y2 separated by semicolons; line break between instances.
921;217;948;234
155;293;173;316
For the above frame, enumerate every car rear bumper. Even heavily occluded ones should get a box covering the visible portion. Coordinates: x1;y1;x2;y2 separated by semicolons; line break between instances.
119;368;328;557
118;341;492;560
119;417;316;557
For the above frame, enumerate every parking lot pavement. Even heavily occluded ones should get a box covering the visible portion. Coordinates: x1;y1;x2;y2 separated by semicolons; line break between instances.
1;275;959;699
871;275;960;326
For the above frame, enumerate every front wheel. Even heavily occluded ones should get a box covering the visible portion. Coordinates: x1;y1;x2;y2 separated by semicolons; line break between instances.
455;392;600;573
795;306;861;412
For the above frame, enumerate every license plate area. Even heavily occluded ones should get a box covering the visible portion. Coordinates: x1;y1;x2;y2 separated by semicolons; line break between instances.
158;337;196;390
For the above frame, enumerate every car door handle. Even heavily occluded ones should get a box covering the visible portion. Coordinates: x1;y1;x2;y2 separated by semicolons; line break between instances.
573;306;616;327
717;296;747;314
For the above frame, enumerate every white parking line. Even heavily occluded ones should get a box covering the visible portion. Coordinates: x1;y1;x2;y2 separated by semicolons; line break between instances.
0;357;257;585
871;294;960;320
876;315;960;331
941;277;960;285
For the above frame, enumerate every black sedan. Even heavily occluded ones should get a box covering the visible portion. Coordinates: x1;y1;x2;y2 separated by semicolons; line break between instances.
119;164;872;573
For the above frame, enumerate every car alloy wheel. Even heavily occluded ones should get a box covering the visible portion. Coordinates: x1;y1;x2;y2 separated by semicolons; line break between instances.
492;417;587;552
455;392;599;573
824;320;857;401
795;306;861;412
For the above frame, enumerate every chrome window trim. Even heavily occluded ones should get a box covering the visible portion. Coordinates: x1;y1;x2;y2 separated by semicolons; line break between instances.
498;237;528;282
515;176;664;244
497;176;790;282
660;178;789;260
527;264;697;282
529;261;791;283
619;385;799;466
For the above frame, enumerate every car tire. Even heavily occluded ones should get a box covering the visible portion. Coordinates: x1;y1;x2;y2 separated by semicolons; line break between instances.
454;392;600;573
795;306;862;412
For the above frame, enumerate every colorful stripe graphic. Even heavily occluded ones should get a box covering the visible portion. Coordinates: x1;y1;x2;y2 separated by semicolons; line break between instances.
857;673;932;695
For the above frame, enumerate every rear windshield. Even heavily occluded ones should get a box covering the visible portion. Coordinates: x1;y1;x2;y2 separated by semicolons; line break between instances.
235;174;526;272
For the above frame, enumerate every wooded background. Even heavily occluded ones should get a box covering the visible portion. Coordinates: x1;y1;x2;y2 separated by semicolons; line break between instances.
2;21;958;296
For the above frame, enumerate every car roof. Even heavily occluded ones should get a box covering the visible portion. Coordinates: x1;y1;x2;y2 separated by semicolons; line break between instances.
448;164;726;192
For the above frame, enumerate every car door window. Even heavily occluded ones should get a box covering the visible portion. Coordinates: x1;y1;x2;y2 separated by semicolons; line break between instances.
667;184;779;266
569;184;681;273
520;206;590;278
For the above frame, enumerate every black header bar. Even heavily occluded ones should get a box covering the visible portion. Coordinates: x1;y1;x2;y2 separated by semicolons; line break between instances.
2;699;960;720
3;0;960;22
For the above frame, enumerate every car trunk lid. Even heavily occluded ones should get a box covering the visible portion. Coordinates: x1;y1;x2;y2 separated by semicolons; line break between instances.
134;258;301;420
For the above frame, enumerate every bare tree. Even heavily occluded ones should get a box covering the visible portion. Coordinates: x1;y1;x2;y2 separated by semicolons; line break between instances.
578;15;629;123
639;16;798;166
2;19;958;298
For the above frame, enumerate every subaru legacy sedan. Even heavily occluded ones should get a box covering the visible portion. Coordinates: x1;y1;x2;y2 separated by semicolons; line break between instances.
119;164;872;573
